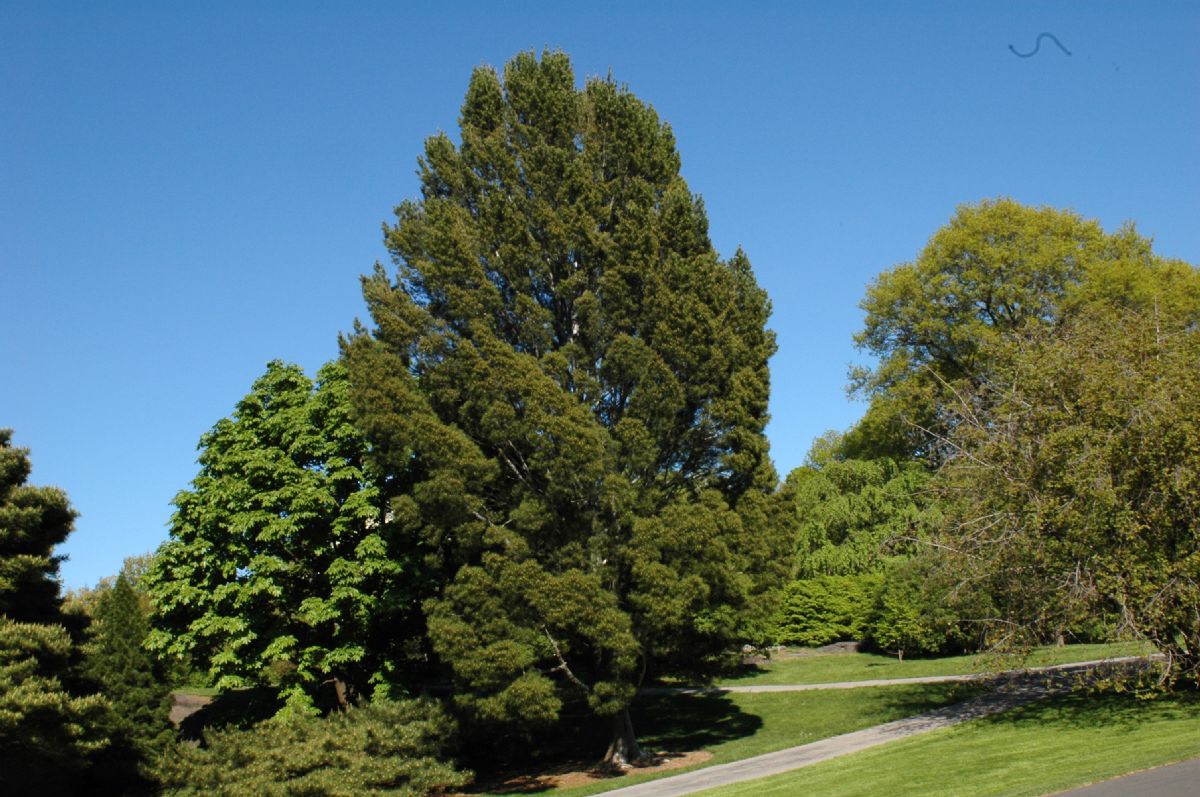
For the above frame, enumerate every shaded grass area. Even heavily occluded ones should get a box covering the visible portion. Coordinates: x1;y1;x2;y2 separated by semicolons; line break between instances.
715;642;1152;687
696;689;1200;797
474;681;978;796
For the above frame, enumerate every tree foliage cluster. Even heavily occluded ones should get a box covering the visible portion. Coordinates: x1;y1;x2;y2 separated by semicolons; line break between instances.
0;429;112;795
937;305;1200;683
1;432;175;795
784;445;937;578
772;565;983;658
123;48;789;776
846;198;1199;463
336;49;787;763
158;698;467;797
846;198;1200;679
772;433;961;656
146;361;415;715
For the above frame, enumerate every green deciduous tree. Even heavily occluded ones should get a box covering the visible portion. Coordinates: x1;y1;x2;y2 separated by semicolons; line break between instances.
848;198;1198;463
158;698;467;797
937;305;1200;685
0;429;109;794
864;556;984;659
343;50;787;764
784;443;936;578
145;361;411;713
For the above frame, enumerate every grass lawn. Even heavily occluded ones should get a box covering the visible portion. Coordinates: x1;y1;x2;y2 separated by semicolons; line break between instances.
479;681;979;796
694;689;1200;797
714;642;1153;687
172;685;220;697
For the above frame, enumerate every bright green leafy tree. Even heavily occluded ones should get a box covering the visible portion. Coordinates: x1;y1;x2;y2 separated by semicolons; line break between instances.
146;361;411;713
774;432;944;649
343;50;787;764
938;304;1200;685
0;429;109;795
785;444;936;578
773;575;880;647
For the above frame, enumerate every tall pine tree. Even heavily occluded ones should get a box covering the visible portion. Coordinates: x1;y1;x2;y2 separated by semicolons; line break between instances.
82;574;173;789
0;429;109;795
343;50;788;764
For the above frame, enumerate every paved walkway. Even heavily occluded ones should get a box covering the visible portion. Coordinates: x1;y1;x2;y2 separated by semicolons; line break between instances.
1051;758;1200;796
607;675;1065;797
639;656;1147;695
607;658;1153;797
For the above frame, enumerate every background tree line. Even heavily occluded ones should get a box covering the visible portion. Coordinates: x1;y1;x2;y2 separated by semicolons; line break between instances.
3;50;1197;797
774;198;1200;674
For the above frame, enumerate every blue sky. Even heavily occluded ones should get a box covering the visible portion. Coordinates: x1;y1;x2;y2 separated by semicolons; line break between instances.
2;1;1197;590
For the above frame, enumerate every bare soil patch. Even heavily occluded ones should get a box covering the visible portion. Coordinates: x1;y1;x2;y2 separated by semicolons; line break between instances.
454;750;713;794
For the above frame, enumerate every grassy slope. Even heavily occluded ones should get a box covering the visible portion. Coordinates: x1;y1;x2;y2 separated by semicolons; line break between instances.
694;690;1200;797
486;643;1159;796
715;642;1152;687
499;682;978;797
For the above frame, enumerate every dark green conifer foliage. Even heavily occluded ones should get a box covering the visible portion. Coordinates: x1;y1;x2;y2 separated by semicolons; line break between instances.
343;50;787;763
82;573;173;785
159;698;467;797
0;429;109;794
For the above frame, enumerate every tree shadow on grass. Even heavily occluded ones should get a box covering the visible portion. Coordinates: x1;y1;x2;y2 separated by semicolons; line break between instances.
461;692;762;794
711;661;769;683
632;691;764;753
178;687;283;742
983;686;1200;733
874;681;987;718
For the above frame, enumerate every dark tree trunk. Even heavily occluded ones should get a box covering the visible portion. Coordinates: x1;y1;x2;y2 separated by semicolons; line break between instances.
602;708;646;769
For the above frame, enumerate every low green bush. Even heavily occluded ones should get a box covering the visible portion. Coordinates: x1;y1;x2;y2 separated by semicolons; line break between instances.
773;574;881;646
158;698;468;797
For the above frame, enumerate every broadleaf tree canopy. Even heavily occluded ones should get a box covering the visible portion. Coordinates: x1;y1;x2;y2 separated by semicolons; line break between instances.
846;198;1199;462
145;361;411;713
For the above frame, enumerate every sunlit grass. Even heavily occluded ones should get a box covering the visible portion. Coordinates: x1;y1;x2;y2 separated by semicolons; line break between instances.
713;642;1152;687
477;681;978;796
695;689;1200;797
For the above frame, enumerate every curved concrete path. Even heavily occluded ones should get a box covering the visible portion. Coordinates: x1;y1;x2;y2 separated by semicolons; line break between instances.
608;675;1065;797
639;656;1149;695
608;659;1151;797
1050;758;1200;796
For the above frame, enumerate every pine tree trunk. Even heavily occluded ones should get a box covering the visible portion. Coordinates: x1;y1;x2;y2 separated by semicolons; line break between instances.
602;708;646;769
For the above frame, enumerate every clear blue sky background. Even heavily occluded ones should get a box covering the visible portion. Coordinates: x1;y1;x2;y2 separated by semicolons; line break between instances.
3;1;1197;590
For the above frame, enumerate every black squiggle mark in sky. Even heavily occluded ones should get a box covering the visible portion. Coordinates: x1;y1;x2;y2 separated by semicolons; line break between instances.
1009;33;1072;58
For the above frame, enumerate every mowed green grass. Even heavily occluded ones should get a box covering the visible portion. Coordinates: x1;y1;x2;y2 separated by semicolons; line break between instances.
715;642;1153;687
496;681;979;797
694;689;1200;797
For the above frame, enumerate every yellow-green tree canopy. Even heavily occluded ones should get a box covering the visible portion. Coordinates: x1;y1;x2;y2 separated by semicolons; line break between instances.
938;305;1200;686
848;198;1200;462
